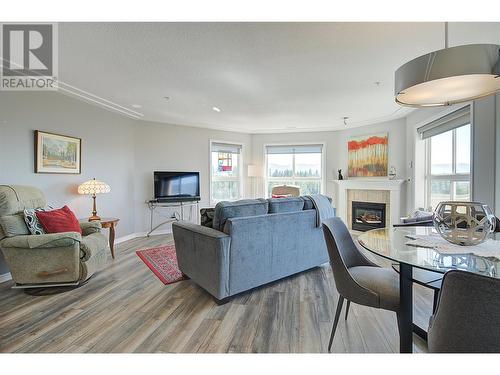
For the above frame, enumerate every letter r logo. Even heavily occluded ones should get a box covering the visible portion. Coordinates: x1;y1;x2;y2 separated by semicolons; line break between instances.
2;24;53;76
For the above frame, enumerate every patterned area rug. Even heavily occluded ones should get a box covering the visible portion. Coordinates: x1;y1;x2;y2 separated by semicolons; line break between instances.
136;244;186;285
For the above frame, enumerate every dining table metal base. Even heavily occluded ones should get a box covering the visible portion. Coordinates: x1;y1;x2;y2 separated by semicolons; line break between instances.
399;263;413;353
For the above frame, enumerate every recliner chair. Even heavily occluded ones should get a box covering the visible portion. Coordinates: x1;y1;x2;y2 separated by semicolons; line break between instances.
0;185;108;287
271;184;301;197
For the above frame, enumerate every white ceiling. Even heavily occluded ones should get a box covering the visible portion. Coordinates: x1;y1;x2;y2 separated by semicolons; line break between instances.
58;22;500;133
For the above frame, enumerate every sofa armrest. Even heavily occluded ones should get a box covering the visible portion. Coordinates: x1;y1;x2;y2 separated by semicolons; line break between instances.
80;220;102;235
173;221;230;239
172;221;231;300
0;232;82;249
80;232;108;261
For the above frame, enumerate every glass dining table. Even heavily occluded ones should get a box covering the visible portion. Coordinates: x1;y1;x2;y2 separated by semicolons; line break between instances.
358;226;500;353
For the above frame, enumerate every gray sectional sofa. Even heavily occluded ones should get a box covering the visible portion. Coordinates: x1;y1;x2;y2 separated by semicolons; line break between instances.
172;196;335;302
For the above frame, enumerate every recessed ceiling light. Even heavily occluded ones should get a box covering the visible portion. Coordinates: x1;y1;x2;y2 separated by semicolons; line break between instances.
163;96;170;101
342;117;349;126
131;104;142;109
212;106;221;112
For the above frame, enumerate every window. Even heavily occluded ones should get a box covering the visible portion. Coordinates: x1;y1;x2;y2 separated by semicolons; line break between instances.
426;123;471;209
265;144;323;197
210;142;243;204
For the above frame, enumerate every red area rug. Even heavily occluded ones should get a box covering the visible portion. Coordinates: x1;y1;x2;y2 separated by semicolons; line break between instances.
136;244;186;285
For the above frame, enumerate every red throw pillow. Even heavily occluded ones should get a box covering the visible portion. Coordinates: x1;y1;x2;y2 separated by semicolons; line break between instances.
36;205;82;235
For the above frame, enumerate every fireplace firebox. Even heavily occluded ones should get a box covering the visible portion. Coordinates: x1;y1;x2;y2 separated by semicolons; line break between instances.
352;201;386;232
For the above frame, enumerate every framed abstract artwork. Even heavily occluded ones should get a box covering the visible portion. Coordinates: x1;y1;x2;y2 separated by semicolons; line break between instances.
34;130;81;174
348;133;388;177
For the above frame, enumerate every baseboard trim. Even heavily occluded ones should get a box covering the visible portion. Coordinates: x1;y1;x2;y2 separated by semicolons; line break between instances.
114;233;137;244
114;228;173;244
0;272;12;283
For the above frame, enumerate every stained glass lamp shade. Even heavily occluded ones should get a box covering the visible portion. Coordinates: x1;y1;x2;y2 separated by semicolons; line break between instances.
78;178;111;221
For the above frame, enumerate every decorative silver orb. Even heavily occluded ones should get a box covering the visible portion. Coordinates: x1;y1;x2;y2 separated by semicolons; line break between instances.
433;201;496;246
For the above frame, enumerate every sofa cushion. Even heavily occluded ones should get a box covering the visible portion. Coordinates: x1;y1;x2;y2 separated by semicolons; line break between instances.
0;213;30;237
213;199;268;232
36;206;82;235
268;197;304;214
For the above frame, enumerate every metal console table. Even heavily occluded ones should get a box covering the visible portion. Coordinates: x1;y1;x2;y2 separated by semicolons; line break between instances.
146;199;200;237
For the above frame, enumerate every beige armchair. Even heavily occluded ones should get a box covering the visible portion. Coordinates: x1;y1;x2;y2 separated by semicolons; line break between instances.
0;185;108;287
271;184;301;197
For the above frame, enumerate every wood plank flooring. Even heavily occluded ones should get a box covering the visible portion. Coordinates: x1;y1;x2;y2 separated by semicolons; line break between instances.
0;234;430;353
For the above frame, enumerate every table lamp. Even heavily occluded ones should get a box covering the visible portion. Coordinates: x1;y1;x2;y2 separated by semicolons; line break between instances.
77;178;111;221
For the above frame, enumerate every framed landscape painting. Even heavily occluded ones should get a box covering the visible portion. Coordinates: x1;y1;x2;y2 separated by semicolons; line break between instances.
348;133;388;177
35;130;81;174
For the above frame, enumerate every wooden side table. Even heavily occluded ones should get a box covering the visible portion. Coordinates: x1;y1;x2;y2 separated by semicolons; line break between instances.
99;218;120;259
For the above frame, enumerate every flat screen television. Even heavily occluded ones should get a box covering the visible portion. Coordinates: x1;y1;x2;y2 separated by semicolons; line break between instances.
154;171;200;201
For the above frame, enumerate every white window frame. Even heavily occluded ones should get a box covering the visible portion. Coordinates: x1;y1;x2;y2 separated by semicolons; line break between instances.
425;124;472;209
263;142;326;198
209;140;244;205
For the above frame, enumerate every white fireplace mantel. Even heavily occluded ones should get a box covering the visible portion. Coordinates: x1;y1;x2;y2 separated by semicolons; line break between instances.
333;179;406;228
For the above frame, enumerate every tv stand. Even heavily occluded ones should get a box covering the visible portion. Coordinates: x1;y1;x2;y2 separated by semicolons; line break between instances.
146;199;200;237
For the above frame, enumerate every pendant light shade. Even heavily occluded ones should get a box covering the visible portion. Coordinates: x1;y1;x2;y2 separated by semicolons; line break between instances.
395;44;500;107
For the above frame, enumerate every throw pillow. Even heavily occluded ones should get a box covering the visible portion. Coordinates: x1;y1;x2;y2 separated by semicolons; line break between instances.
24;208;46;235
35;205;82;235
200;208;215;228
272;194;291;198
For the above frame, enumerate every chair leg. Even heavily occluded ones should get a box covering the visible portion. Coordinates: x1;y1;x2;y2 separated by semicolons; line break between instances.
345;300;351;321
328;295;344;352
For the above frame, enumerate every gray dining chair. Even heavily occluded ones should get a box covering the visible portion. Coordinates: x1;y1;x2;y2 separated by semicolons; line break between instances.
428;270;500;353
322;217;400;352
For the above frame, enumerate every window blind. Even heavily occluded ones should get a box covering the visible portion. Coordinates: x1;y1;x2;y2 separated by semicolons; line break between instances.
211;142;242;154
417;106;471;140
266;144;323;154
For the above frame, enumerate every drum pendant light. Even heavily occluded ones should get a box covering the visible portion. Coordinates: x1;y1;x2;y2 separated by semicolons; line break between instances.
395;23;500;107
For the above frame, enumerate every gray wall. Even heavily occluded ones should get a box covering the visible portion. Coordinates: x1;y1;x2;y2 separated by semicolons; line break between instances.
1;90;498;276
0;92;136;274
133;120;252;233
472;96;497;208
251;118;408;213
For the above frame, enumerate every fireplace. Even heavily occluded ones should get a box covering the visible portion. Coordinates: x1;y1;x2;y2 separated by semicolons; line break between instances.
352;201;386;232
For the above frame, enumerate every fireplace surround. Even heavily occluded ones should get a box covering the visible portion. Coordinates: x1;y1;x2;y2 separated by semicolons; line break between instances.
333;179;405;230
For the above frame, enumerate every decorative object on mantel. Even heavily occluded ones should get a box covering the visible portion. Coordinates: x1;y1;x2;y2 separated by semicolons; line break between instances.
337;169;344;180
388;166;396;180
77;178;111;221
34;130;81;174
348;133;388;177
405;232;500;260
433;201;496;246
395;22;500;107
